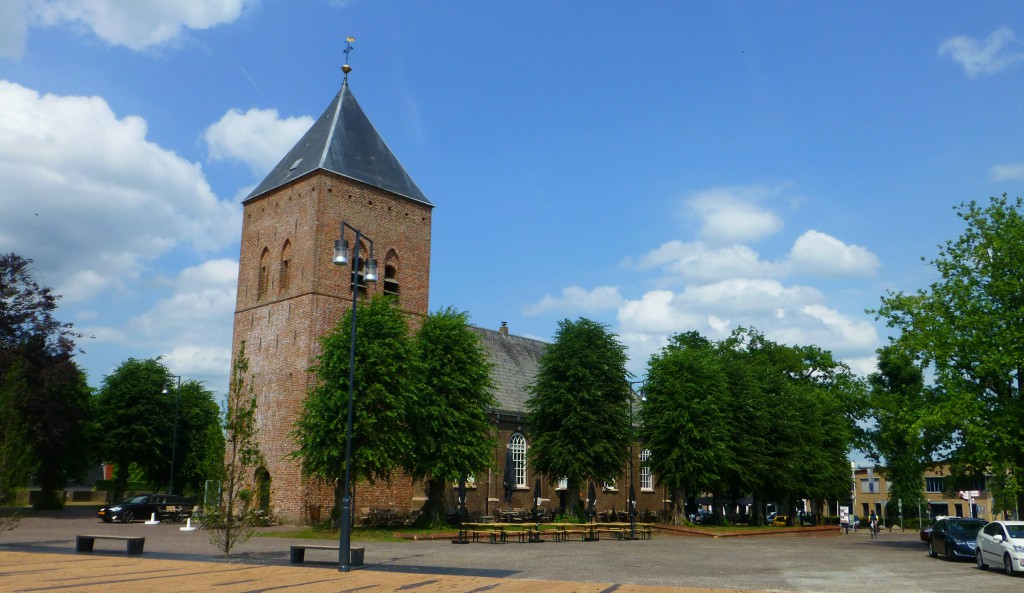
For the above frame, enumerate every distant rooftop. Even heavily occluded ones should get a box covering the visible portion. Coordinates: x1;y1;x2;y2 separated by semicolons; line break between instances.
471;326;547;416
245;82;431;206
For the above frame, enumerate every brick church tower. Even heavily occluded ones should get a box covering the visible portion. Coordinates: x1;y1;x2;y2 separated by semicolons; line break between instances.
231;80;433;523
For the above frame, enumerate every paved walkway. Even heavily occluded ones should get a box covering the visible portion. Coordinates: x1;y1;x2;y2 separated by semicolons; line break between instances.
0;551;737;593
0;509;1013;592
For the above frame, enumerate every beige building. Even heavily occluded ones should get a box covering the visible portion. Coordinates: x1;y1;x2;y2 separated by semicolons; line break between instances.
851;464;996;523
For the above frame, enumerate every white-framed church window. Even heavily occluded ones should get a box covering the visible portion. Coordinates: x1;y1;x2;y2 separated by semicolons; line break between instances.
640;449;653;491
510;433;527;488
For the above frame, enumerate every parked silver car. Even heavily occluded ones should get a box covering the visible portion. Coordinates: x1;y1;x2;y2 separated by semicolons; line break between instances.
975;520;1024;576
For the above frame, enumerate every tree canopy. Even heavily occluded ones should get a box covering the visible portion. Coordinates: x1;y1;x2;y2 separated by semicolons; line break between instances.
293;298;500;525
641;327;862;525
526;317;630;514
0;253;91;508
639;331;732;522
292;295;418;518
874;194;1024;514
409;307;495;523
864;345;934;515
93;357;223;500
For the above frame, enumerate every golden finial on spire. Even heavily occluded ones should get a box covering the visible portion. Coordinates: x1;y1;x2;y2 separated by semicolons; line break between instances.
342;36;355;82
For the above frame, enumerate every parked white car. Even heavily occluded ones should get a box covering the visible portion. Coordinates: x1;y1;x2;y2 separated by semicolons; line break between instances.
975;520;1024;575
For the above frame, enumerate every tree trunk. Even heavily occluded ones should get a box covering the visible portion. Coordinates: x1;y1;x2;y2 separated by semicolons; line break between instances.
113;459;129;503
420;477;446;526
672;486;687;525
712;491;724;524
752;493;764;525
33;465;62;509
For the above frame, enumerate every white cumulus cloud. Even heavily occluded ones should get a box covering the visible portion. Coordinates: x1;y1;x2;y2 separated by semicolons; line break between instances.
989;162;1024;182
26;0;252;51
787;230;879;277
684;185;785;244
204;107;314;175
84;258;239;392
524;285;624;316
627;240;779;282
939;27;1024;78
0;81;240;302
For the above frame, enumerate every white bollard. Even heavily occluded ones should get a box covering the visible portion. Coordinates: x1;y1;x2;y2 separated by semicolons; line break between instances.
180;517;197;532
144;512;160;525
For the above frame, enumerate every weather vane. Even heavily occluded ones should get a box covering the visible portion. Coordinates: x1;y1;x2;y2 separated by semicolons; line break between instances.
342;36;355;82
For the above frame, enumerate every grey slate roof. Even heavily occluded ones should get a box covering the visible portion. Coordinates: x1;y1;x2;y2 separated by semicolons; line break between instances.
244;83;431;206
471;326;547;416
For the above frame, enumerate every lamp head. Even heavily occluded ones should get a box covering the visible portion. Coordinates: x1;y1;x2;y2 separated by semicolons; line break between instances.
333;239;349;265
364;258;378;282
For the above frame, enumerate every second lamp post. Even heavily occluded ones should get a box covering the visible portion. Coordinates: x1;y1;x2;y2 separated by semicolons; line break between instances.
163;374;181;495
333;221;378;572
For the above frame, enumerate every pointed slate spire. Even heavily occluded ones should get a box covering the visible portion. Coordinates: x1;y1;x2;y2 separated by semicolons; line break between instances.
245;83;431;206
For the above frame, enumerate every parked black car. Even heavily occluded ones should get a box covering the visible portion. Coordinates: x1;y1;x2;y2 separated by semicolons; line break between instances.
928;517;986;560
97;493;190;523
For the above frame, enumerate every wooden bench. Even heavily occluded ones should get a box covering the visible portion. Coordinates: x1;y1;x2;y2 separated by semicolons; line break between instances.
600;527;625;540
559;528;589;542
289;544;364;566
76;534;145;555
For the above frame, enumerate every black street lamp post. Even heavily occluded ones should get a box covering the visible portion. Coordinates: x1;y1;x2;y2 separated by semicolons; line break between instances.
628;379;646;540
163;375;182;494
333;221;378;572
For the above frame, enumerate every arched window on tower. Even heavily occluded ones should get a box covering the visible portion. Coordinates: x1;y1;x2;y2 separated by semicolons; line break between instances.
509;433;527;488
383;250;399;297
279;240;292;294
255;467;271;513
257;247;270;301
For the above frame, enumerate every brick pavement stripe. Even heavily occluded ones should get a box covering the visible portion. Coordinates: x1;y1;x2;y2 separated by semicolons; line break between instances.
0;552;751;593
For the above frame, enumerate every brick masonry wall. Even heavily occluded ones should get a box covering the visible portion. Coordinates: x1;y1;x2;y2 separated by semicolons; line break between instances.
232;171;432;523
454;416;666;520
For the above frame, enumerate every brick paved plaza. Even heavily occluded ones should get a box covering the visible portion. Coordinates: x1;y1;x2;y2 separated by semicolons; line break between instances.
0;509;1016;592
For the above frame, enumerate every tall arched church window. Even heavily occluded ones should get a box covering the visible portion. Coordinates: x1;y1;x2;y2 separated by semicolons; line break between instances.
279;240;292;294
257;247;270;301
383;250;399;297
509;433;527;488
640;449;653;491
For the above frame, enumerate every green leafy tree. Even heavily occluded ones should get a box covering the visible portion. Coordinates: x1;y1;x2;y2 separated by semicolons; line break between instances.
171;380;225;496
410;307;496;525
642;328;860;526
204;341;264;557
639;331;733;525
94;358;175;501
714;328;788;525
785;344;863;523
0;253;91;508
865;346;932;518
292;295;417;522
527;318;630;515
0;367;32;504
874;195;1024;514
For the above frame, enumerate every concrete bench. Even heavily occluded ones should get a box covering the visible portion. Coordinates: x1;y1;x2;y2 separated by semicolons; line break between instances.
289;544;364;566
76;534;145;555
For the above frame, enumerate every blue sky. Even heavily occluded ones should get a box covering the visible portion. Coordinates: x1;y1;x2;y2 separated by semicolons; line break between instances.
2;1;1024;401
